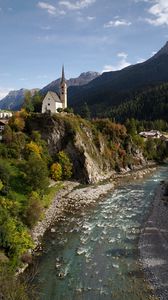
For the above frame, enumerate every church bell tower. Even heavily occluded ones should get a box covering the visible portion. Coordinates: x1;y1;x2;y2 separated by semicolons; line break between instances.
60;65;67;109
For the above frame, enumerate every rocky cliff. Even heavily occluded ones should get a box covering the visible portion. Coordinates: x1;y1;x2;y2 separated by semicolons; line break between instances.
26;113;146;183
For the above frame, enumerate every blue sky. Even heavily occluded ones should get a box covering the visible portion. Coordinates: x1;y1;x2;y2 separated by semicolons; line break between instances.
0;0;168;98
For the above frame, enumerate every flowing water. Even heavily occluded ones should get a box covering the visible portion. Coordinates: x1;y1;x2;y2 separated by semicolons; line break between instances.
33;167;168;300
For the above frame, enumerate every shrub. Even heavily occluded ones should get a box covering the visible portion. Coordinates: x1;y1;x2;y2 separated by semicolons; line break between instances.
50;163;62;181
57;151;73;179
0;208;33;267
26;141;42;158
0;160;11;195
24;192;43;228
57;108;63;113
23;153;49;194
2;125;13;145
0;264;29;300
9;114;25;132
63;107;74;114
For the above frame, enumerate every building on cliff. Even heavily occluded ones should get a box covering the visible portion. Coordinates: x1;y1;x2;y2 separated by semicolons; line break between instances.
42;66;67;113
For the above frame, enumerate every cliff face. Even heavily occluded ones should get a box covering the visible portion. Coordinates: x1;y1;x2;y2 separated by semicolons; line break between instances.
26;114;146;183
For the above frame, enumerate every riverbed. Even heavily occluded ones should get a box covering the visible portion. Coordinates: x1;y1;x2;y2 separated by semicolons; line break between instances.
31;166;168;300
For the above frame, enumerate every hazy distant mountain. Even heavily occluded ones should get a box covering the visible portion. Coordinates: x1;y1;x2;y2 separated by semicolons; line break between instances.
40;71;100;94
0;72;100;111
0;88;39;111
68;41;168;117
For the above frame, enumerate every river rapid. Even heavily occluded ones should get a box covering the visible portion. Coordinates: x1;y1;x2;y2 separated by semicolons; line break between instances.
32;166;168;300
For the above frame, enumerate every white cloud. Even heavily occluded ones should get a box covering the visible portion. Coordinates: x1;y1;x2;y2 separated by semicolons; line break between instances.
37;2;66;16
38;2;56;15
0;88;12;100
104;19;132;28
146;0;168;26
59;0;96;10
87;16;95;21
102;52;131;72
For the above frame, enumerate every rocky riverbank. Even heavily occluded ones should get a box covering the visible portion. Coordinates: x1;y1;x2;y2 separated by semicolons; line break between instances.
139;180;168;300
32;164;156;248
17;165;156;275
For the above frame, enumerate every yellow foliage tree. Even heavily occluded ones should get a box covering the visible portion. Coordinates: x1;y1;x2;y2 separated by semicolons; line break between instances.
50;163;62;181
26;141;42;158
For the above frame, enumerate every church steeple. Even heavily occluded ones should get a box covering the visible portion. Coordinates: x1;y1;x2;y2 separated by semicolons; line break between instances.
60;65;67;109
61;65;65;84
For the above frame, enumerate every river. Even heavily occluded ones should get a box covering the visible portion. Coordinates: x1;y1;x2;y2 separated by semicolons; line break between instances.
32;166;168;300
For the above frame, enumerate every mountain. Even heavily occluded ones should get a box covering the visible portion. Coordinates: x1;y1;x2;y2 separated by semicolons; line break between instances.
68;41;168;116
40;71;100;95
109;82;168;122
0;88;39;111
0;72;100;111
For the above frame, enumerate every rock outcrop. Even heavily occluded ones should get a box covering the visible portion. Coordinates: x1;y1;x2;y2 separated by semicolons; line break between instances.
26;113;147;183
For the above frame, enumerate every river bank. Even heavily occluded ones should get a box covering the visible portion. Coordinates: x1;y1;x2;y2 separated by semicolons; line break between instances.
18;164;157;275
32;164;156;249
26;164;168;300
139;180;168;300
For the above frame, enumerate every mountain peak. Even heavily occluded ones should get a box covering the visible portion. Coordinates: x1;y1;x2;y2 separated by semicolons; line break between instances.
152;41;168;60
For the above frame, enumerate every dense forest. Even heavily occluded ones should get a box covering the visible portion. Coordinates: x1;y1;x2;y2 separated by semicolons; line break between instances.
108;83;168;123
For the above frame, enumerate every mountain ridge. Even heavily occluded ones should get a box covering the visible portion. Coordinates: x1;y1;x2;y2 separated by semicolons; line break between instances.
1;41;168;115
0;71;100;110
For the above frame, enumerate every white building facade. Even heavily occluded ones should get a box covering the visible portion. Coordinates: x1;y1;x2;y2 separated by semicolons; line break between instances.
42;66;67;114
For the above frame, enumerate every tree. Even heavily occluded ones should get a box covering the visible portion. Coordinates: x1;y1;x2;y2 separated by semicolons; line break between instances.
9;112;25;132
23;91;34;113
144;139;156;160
0;208;33;266
50;163;62;181
125;118;137;136
64;107;74;113
2;125;13;145
26;141;42;158
23;153;49;193
80;102;91;120
0;160;11;195
31;91;43;112
57;151;73;179
24;192;43;228
0;265;29;300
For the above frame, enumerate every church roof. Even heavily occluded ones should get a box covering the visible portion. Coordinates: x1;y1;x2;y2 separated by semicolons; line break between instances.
60;65;66;84
46;91;62;103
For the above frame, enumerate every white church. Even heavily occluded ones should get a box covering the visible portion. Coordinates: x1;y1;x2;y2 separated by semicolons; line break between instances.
42;66;67;114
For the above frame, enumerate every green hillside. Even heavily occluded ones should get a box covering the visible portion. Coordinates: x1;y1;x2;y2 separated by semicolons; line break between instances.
109;83;168;123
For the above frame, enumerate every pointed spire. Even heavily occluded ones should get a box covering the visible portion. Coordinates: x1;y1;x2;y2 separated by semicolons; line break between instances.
61;65;65;83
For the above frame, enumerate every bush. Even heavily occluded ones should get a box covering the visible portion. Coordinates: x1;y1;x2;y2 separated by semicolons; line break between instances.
26;141;42;158
57;151;73;179
0;160;11;195
24;192;43;228
23;153;49;194
63;107;74;114
0;264;29;300
0;208;33;267
57;108;63;113
50;163;62;181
